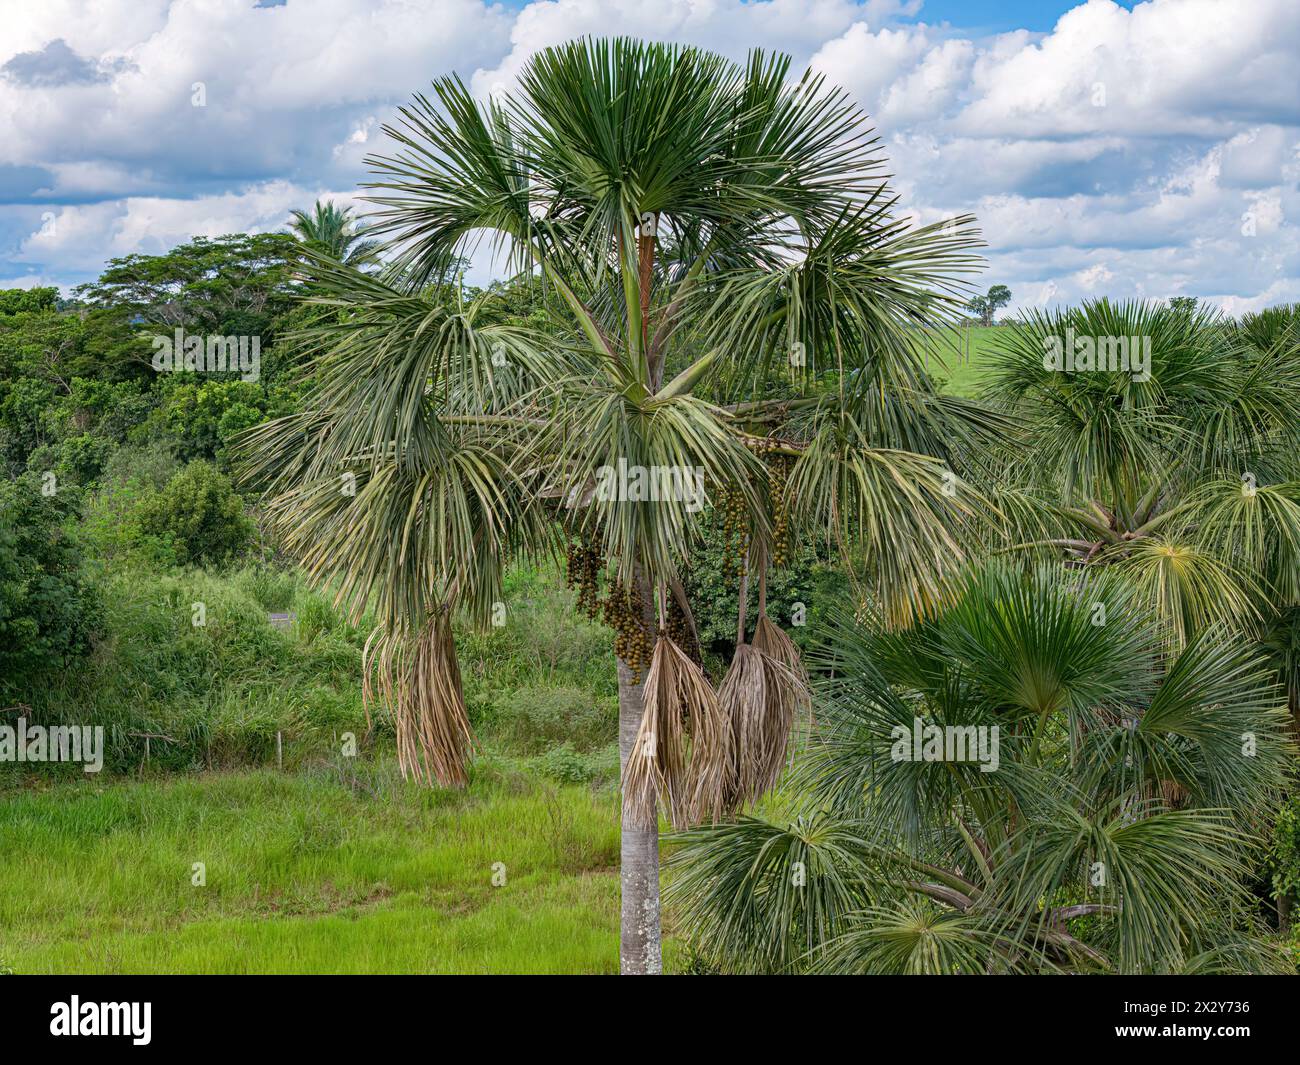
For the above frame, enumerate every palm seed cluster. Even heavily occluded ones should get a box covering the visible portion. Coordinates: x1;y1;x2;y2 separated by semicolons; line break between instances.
713;436;795;575
565;535;655;681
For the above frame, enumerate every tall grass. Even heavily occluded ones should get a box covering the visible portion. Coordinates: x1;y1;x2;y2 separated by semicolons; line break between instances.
0;764;654;974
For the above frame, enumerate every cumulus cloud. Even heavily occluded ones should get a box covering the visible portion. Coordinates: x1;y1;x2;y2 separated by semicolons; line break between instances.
0;38;134;87
0;0;1295;314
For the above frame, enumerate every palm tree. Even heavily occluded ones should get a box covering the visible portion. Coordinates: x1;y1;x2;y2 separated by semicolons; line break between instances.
667;562;1293;973
288;199;381;268
977;299;1300;722
238;37;999;973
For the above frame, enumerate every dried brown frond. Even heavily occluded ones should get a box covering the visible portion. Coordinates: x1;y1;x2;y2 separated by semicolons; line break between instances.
752;613;810;705
719;633;805;811
363;608;475;788
622;632;729;830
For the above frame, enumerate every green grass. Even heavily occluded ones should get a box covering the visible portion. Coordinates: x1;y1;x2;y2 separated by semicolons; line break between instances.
0;761;674;974
0;558;644;973
926;324;1011;397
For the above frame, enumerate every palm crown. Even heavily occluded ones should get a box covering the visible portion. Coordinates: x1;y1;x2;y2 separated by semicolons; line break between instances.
288;199;381;268
668;562;1292;974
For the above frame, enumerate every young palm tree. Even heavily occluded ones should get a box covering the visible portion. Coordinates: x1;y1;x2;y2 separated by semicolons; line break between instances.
288;199;381;268
667;562;1293;973
239;38;999;973
978;300;1300;718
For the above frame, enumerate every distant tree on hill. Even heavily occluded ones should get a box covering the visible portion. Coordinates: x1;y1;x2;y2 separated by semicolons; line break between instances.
968;284;1011;325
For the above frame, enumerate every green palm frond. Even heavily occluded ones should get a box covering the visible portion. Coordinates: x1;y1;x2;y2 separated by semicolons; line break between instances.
1182;476;1300;606
813;900;1018;975
664;814;874;974
1114;537;1261;648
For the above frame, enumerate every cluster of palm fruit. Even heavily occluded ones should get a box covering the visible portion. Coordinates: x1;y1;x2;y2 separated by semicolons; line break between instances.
603;577;654;683
564;535;603;620
712;435;798;575
713;480;750;577
764;449;793;568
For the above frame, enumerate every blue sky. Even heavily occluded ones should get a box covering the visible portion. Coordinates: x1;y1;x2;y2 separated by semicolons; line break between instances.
1;0;1296;316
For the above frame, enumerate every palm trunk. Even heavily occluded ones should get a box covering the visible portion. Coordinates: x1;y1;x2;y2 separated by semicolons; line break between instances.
618;654;662;973
617;569;662;974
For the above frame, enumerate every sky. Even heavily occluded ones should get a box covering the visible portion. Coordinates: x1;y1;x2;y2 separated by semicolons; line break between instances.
0;0;1296;316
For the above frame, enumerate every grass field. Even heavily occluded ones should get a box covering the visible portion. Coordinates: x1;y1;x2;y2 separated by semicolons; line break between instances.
926;324;1009;397
0;761;677;974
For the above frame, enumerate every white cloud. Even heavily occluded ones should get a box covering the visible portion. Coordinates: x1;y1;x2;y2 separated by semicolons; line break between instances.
14;181;349;271
0;0;1296;314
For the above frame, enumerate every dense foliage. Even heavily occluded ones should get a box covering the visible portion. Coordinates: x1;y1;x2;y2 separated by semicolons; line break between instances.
0;474;101;696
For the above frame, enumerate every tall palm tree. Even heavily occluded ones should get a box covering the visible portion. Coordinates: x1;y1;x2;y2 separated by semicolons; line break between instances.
667;562;1293;973
238;37;1000;973
288;199;381;268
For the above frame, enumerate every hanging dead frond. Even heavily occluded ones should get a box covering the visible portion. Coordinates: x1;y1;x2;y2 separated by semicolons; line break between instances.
363;607;475;788
719;637;804;811
753;611;812;767
719;643;766;808
682;646;734;828
622;632;729;830
752;613;809;700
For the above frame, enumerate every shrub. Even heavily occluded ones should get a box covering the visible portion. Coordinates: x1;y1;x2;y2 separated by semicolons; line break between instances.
534;743;619;785
137;462;254;567
491;685;617;754
10;565;372;775
0;474;102;698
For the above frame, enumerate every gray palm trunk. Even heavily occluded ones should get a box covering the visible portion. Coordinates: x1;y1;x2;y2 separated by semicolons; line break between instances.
617;655;662;974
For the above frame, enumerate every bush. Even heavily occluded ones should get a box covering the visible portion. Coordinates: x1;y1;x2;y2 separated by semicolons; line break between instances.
533;743;619;785
9;565;372;775
0;475;102;698
491;686;617;754
684;505;849;660
137;462;254;567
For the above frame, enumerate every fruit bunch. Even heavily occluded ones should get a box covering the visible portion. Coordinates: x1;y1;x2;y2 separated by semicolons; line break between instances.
766;451;793;568
565;535;603;620
714;481;749;577
603;577;654;683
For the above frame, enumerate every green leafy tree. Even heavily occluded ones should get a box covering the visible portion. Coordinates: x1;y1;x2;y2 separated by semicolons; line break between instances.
138;462;254;567
0;287;58;315
0;475;101;696
967;283;1011;325
72;234;299;356
238;38;999;973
